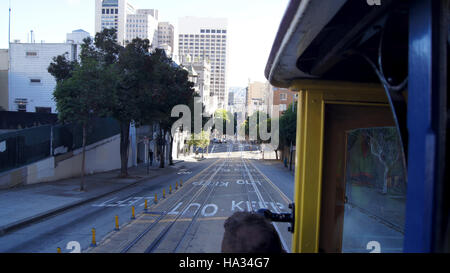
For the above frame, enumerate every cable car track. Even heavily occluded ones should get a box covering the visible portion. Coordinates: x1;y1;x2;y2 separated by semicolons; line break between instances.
119;158;228;253
92;142;292;253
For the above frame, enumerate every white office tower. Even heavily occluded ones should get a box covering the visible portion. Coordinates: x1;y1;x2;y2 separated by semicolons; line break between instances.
95;0;159;47
126;9;159;46
95;0;127;44
178;17;229;109
158;22;175;58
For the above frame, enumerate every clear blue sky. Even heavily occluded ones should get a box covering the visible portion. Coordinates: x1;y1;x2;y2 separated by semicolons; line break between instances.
0;0;289;87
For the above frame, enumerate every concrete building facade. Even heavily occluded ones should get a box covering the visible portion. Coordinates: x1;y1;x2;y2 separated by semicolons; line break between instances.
246;81;270;117
8;31;90;113
270;86;298;117
0;49;8;111
178;17;229;109
95;1;176;59
181;55;217;115
126;9;159;47
158;22;175;58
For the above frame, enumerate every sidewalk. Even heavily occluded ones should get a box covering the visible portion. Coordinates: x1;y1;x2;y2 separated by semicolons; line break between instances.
0;160;184;236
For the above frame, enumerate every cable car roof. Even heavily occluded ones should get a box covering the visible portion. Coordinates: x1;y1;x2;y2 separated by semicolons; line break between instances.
265;0;407;88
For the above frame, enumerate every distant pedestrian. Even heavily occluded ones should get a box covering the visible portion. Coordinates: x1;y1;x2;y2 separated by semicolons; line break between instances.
149;148;154;166
221;212;286;253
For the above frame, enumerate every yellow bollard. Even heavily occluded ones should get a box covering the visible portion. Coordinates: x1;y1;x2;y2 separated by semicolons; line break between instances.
131;206;136;220
144;199;148;211
91;228;97;247
57;247;61;253
163;189;166;199
176;182;178;190
169;186;172;194
154;193;158;204
115;215;119;231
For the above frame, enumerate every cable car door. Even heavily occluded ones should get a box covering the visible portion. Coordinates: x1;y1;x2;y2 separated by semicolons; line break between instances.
319;104;407;253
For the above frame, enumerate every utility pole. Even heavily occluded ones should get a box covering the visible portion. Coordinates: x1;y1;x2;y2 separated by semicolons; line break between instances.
8;0;11;46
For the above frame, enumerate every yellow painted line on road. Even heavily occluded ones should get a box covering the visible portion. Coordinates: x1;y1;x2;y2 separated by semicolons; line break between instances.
246;159;292;204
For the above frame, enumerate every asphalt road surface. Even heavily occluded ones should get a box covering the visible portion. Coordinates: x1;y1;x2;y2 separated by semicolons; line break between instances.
0;142;293;253
89;150;292;253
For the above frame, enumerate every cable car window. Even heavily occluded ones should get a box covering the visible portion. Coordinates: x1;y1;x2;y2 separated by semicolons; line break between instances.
342;127;406;253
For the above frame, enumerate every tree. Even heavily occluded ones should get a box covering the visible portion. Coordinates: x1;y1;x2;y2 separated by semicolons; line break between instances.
49;45;113;191
151;50;195;167
214;109;233;138
112;37;155;176
187;130;210;158
47;53;78;82
243;111;271;143
279;103;297;168
363;127;401;194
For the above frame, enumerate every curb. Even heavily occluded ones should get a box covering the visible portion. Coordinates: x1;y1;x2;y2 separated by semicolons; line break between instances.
0;166;177;236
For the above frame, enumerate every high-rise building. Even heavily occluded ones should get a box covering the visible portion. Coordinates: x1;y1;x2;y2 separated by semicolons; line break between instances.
158;22;175;58
95;0;126;44
95;1;159;46
246;81;270;117
178;17;229;109
125;9;159;47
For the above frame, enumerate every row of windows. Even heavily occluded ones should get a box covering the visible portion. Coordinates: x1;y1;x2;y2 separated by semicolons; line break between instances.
102;8;118;14
279;93;298;100
127;19;147;23
180;34;227;39
180;43;226;47
200;29;226;34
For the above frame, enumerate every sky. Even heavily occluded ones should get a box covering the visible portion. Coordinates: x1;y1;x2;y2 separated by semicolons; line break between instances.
0;0;290;88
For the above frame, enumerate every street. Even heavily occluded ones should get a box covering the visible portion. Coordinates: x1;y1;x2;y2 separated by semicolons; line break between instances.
0;140;294;253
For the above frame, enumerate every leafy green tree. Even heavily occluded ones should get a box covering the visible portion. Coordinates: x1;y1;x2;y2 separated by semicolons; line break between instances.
49;48;113;191
47;52;78;82
243;111;271;143
146;49;195;167
187;130;210;158
112;37;154;176
279;103;297;168
214;109;234;137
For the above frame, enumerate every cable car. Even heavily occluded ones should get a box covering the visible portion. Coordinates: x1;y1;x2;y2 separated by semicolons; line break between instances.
263;0;449;253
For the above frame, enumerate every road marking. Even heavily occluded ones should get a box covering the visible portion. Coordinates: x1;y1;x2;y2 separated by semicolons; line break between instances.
242;157;291;253
136;216;229;224
246;160;292;204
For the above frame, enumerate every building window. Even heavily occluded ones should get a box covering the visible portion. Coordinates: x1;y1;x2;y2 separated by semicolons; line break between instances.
206;29;210;33
102;9;105;14
26;51;38;57
279;104;287;111
280;93;287;100
35;107;51;113
30;78;41;84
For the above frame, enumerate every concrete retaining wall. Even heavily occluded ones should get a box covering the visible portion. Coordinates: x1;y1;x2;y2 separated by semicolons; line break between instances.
0;134;135;189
